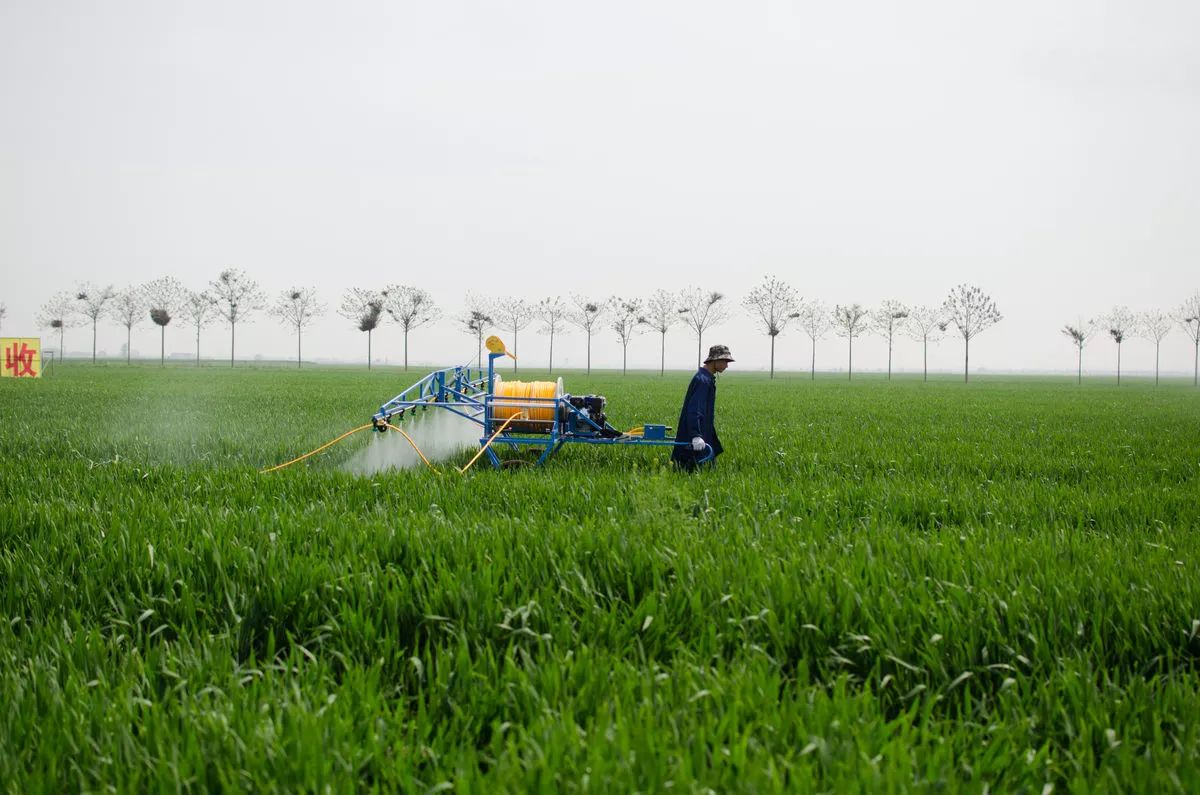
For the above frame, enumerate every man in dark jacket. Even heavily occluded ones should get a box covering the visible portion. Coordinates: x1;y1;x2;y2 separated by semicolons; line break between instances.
672;344;734;470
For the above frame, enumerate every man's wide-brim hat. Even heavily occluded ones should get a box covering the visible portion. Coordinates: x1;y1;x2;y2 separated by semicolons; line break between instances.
705;344;735;363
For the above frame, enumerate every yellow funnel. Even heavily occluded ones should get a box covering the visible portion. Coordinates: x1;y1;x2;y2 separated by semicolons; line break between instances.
485;335;516;359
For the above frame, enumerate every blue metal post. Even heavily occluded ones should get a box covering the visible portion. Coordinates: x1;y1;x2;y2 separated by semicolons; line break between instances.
483;351;505;445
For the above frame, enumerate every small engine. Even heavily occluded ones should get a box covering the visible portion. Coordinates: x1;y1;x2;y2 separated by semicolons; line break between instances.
568;394;606;419
562;394;620;438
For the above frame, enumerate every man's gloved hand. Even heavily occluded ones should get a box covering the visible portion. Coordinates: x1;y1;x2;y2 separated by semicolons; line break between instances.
691;436;706;451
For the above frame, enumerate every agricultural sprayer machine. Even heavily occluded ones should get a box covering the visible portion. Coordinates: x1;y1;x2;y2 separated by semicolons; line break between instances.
370;337;713;470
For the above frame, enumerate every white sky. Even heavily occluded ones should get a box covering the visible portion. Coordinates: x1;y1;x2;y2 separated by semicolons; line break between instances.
2;1;1198;374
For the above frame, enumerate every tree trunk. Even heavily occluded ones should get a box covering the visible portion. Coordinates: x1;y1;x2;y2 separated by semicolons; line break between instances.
660;331;666;376
59;327;64;362
369;329;374;370
697;335;702;369
297;326;302;369
923;338;928;382
887;333;892;380
549;331;554;373
622;342;628;375
769;334;775;379
126;327;131;365
403;329;409;371
160;325;166;368
1116;343;1121;386
811;339;816;381
195;325;201;366
1155;341;1160;386
513;327;518;372
1194;339;1198;387
230;321;235;368
586;331;591;375
848;337;853;381
964;336;969;383
92;318;97;364
1077;346;1082;385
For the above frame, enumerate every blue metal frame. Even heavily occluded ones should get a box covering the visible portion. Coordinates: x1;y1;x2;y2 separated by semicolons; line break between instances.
373;352;715;470
372;364;489;429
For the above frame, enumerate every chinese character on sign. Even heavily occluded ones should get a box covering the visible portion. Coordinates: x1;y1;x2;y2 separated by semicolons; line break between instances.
1;338;42;378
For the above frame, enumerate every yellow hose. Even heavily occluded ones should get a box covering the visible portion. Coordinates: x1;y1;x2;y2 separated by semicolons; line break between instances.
459;412;525;474
261;424;374;473
262;420;443;475
384;422;439;474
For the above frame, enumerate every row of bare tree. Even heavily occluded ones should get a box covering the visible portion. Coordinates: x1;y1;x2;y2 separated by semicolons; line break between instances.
1060;304;1200;386
23;273;1200;384
739;279;1003;383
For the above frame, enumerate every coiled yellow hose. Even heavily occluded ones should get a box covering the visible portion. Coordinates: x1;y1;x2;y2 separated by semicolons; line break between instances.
492;376;561;425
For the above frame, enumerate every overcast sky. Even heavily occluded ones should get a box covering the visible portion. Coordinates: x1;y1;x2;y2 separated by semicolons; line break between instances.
2;1;1198;374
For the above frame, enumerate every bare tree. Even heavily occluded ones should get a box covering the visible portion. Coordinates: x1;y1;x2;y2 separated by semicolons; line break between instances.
384;286;439;371
637;289;678;376
181;290;212;366
340;288;386;369
110;288;147;365
75;283;115;363
491;297;534;373
144;276;186;367
456;294;494;368
796;300;832;381
942;284;1002;383
1138;310;1173;386
569;295;607;375
272;287;325;368
1104;306;1136;386
457;293;498;367
38;293;76;360
871;300;910;381
832;303;868;380
742;275;800;378
1178;291;1200;386
905;305;946;382
678;288;728;367
1061;319;1097;385
207;269;265;368
610;298;643;375
535;296;568;373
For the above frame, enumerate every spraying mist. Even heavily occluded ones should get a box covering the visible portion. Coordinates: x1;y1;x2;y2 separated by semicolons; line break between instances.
344;410;482;475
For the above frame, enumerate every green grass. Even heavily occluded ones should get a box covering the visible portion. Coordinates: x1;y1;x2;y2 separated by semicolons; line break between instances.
2;364;1198;792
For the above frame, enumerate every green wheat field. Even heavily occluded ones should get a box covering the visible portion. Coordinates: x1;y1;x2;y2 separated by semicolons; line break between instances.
2;363;1198;793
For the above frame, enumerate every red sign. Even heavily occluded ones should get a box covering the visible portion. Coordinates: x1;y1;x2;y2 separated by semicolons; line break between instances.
2;338;41;378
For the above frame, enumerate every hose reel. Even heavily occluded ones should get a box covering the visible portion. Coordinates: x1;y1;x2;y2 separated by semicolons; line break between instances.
491;375;562;433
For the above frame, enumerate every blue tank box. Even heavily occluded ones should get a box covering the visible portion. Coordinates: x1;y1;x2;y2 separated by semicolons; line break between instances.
642;424;667;440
